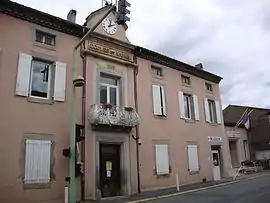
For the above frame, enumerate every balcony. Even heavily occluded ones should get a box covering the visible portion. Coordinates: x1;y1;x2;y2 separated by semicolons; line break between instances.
88;104;140;128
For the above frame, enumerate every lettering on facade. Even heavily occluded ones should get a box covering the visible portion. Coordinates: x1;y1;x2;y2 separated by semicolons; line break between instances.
208;136;223;142
88;42;133;63
226;131;241;138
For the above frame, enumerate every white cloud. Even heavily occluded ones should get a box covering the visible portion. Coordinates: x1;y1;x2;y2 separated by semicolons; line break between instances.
13;0;270;109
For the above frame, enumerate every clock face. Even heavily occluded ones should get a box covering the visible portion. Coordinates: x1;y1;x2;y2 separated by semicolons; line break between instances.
102;18;117;35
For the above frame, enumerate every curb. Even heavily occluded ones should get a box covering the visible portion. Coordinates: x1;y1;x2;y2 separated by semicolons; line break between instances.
125;173;270;203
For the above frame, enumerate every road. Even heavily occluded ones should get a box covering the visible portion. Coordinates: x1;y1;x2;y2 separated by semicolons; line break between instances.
151;174;270;203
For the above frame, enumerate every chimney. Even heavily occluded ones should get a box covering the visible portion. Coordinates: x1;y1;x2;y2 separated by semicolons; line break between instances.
195;63;203;70
67;9;77;23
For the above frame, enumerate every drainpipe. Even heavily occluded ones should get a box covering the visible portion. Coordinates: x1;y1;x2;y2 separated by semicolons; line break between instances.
80;44;86;201
133;54;141;193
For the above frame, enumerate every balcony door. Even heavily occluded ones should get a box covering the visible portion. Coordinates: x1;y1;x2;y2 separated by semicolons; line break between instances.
100;73;119;106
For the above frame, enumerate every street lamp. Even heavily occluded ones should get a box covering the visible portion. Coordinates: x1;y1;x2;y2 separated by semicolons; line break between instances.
68;5;117;203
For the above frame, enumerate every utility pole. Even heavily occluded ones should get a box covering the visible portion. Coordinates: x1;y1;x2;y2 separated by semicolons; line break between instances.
68;5;117;203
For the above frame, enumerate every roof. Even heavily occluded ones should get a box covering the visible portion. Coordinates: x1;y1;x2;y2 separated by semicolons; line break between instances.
135;46;222;83
0;0;222;83
0;0;85;37
223;105;270;127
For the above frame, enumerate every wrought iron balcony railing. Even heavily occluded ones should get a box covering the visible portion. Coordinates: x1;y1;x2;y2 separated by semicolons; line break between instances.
88;104;140;127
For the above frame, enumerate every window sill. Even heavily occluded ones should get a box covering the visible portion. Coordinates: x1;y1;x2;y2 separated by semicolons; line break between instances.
156;173;170;178
23;182;51;189
34;41;56;51
208;122;220;126
182;83;192;88
27;96;54;105
181;118;196;123
152;75;164;80
206;90;214;94
189;170;200;175
154;115;167;120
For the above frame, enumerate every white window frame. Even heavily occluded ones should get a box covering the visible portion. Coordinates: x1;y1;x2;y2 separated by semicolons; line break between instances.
29;59;52;100
24;139;52;185
152;84;166;116
151;66;163;77
208;99;217;123
187;144;199;172
184;93;192;119
100;79;120;106
155;143;170;175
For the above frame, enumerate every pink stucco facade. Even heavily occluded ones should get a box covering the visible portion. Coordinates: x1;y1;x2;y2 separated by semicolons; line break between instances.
0;3;231;203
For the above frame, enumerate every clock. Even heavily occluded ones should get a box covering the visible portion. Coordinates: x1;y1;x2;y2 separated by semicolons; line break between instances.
102;18;117;35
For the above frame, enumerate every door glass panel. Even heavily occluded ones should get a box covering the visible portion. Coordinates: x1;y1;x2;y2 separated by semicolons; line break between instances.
213;152;219;166
100;85;107;104
110;87;117;105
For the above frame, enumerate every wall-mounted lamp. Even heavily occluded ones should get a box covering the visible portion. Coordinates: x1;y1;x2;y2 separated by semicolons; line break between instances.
73;76;85;87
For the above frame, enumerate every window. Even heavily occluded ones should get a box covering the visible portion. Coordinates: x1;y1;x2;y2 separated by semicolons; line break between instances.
179;91;199;120
152;84;166;116
187;144;199;172
184;94;193;119
208;100;216;123
15;53;67;102
151;66;162;77
181;75;190;85
204;98;221;123
35;30;55;46
155;143;170;175
24;139;52;184
30;60;52;99
100;73;119;106
205;82;213;92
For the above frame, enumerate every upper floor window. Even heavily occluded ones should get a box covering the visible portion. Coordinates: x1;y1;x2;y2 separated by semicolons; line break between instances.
181;75;191;85
183;93;193;119
15;53;67;102
35;30;56;46
152;84;166;116
204;98;221;124
30;60;52;99
205;82;213;92
179;91;199;121
208;100;217;123
151;66;163;77
100;73;119;106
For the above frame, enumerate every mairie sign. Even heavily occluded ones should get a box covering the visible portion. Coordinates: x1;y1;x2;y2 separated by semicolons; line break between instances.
87;41;134;63
208;136;223;142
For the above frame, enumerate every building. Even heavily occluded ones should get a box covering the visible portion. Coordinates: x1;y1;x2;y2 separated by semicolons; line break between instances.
223;105;270;164
0;1;231;202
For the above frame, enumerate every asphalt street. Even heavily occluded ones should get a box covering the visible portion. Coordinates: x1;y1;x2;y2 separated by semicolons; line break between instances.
151;174;270;203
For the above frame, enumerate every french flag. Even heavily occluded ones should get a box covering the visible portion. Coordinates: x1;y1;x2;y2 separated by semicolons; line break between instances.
242;112;250;129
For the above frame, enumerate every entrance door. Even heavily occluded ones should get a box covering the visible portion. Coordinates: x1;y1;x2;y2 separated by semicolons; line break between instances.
99;144;121;197
212;150;221;181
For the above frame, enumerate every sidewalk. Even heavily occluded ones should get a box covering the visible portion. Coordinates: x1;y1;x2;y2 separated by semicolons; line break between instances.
85;171;270;203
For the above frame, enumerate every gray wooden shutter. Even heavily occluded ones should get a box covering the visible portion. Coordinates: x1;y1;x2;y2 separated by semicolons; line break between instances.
54;62;67;102
215;100;222;123
155;144;170;175
193;95;200;121
187;144;199;172
152;84;162;115
16;53;32;96
178;91;185;118
24;139;51;184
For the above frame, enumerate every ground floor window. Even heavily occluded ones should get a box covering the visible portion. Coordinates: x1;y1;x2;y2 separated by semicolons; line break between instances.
155;143;170;175
24;139;52;184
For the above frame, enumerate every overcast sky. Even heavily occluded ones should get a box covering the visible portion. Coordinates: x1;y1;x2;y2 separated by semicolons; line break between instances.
14;0;270;109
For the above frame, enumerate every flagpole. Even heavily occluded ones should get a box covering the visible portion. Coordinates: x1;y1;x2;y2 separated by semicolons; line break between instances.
234;108;249;130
